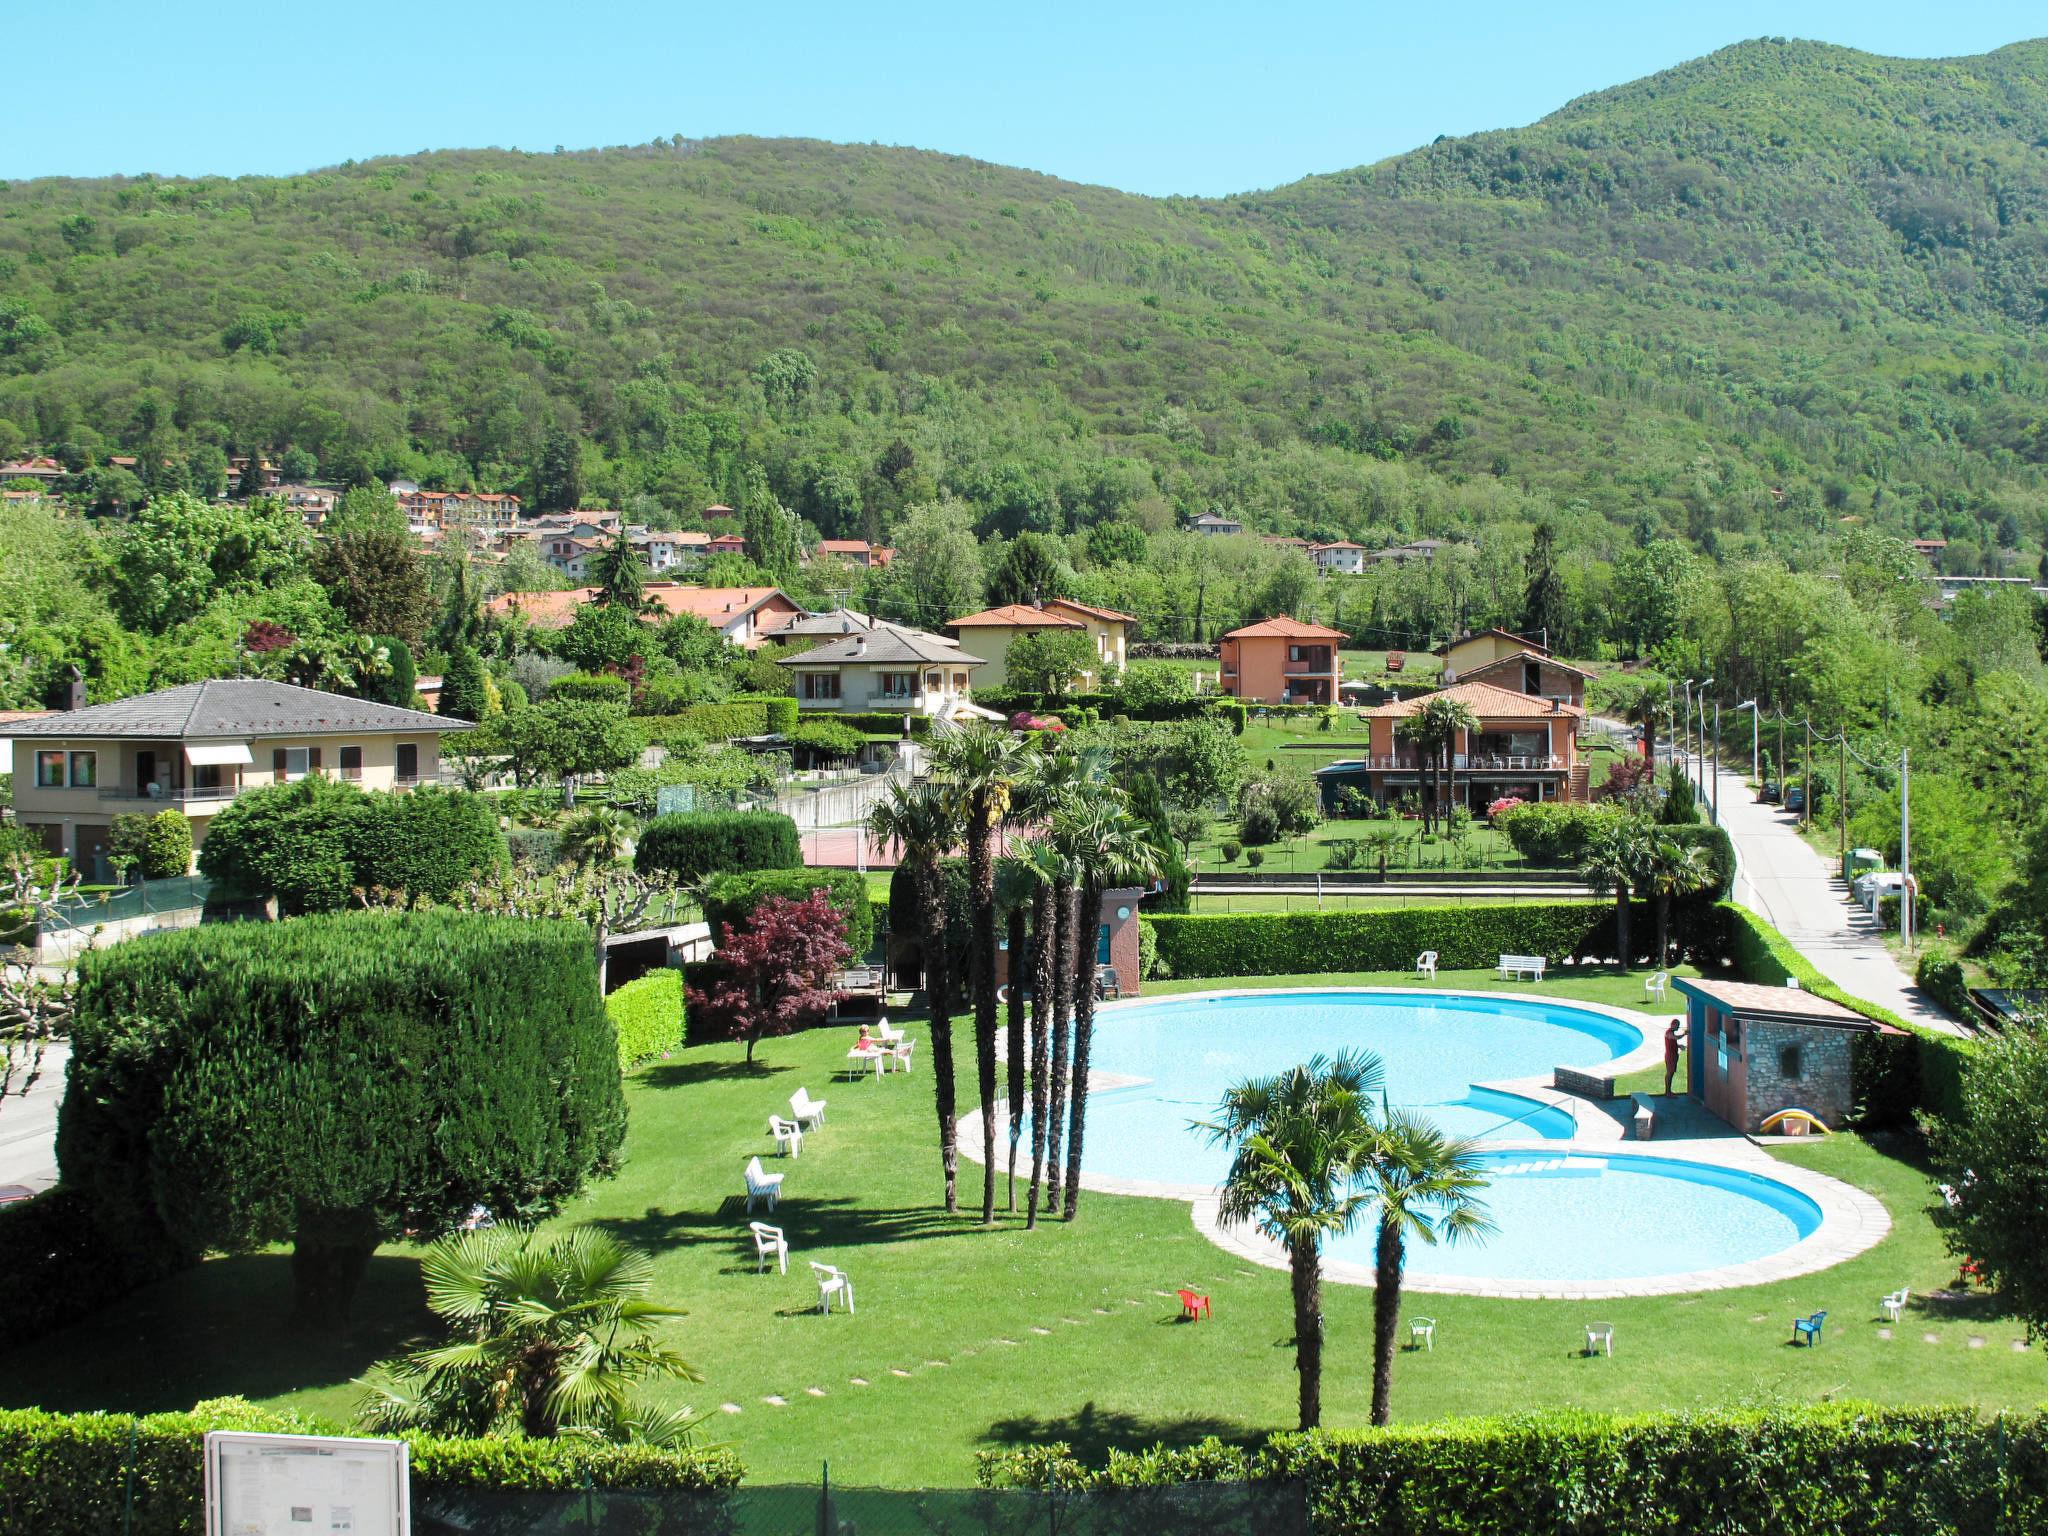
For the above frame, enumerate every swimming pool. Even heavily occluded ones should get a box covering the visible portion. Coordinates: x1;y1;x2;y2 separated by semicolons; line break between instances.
1076;990;1642;1192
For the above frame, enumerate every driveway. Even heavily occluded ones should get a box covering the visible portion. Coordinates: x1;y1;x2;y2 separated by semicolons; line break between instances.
0;1040;64;1197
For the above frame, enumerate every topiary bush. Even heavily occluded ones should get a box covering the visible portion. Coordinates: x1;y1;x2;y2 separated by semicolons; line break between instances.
546;671;634;707
142;809;194;878
607;969;686;1067
634;811;801;882
1493;801;1616;865
60;911;625;1326
702;866;874;955
1145;903;1614;977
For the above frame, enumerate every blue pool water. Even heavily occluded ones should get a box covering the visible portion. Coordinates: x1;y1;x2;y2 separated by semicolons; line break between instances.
1071;991;1824;1283
1078;991;1639;1191
1323;1151;1822;1284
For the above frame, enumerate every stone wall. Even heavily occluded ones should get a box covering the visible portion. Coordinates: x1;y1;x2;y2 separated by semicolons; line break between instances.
1743;1020;1856;1132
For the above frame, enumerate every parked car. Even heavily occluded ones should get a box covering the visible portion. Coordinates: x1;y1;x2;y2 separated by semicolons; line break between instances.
1760;781;1780;803
1785;784;1806;813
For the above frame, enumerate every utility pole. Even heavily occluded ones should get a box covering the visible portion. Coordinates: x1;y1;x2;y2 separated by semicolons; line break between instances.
1712;701;1722;824
1838;734;1848;867
1777;712;1787;799
1900;747;1913;950
1803;720;1813;832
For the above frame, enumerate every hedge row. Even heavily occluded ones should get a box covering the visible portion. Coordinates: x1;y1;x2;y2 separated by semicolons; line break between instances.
800;709;930;738
634;811;801;883
702;867;874;955
975;689;1216;723
1144;903;1616;978
606;969;686;1067
0;1398;742;1534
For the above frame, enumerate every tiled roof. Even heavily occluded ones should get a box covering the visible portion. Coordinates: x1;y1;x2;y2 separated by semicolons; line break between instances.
780;627;985;667
949;603;1085;630
1044;597;1136;625
1222;615;1348;640
485;585;794;628
1440;627;1551;657
1674;977;1875;1028
2;681;466;739
1360;680;1585;720
1460;650;1598;682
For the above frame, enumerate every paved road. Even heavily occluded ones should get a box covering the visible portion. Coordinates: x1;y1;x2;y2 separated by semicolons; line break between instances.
0;1040;64;1196
1694;759;1966;1037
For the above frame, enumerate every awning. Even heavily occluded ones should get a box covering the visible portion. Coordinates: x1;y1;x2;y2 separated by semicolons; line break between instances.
185;741;254;767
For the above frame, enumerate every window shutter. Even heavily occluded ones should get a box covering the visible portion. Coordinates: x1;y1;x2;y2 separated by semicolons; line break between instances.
308;746;322;771
272;748;286;776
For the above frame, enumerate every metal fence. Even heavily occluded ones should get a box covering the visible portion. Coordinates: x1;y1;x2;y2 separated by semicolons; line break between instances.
39;874;212;933
412;1478;1307;1536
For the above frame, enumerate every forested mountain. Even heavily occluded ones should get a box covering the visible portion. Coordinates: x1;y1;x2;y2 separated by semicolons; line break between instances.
1;35;2045;574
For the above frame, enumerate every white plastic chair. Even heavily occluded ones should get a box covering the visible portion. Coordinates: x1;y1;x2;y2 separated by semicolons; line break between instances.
768;1114;804;1158
1584;1322;1614;1357
1881;1287;1909;1323
890;1037;916;1074
1645;972;1669;1002
875;1020;904;1045
1415;951;1437;982
744;1156;784;1213
1410;1316;1435;1351
750;1221;788;1275
790;1087;827;1131
811;1261;854;1315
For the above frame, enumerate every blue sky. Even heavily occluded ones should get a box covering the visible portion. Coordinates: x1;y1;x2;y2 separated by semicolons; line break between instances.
10;3;2042;195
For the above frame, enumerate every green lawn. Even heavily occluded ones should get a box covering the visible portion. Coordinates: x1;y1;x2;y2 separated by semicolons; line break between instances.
1188;892;1562;912
1;966;2032;1488
1192;819;1526;876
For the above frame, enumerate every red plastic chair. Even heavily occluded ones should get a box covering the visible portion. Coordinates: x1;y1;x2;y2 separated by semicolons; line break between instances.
1178;1288;1211;1321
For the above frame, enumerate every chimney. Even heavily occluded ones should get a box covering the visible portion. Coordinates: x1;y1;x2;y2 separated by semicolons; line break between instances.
63;664;85;711
1551;696;1562;714
854;638;867;655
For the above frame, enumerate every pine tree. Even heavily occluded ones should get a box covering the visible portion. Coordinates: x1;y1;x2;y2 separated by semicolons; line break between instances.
1521;518;1571;647
593;523;646;610
439;645;492;722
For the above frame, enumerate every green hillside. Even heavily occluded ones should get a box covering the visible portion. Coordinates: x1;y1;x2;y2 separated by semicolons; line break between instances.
1;35;2044;568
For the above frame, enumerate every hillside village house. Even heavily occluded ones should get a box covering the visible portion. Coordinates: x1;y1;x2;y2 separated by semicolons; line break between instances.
1439;627;1556;680
946;598;1135;690
813;539;896;569
1190;513;1244;536
1370;538;1454;565
1218;616;1346;705
1316;679;1588;813
4;681;468;881
1310;541;1369;575
778;626;984;716
0;455;67;485
485;585;801;647
1454;648;1593;709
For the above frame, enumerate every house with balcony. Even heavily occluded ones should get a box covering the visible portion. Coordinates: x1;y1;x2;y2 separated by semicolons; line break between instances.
946;598;1135;690
1315;679;1587;813
3;680;469;881
812;539;897;569
1310;541;1369;575
1218;616;1345;705
777;626;984;716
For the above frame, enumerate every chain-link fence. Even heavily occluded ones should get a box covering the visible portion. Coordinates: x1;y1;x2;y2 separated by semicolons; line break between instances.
413;1479;1307;1536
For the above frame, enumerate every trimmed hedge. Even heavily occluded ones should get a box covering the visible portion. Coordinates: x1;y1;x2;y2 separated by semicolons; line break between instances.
806;709;930;738
0;1398;742;1534
644;698;770;743
634;811;801;882
607;968;686;1066
1145;903;1615;978
702;867;874;955
1915;947;1972;1021
547;671;633;707
753;694;798;734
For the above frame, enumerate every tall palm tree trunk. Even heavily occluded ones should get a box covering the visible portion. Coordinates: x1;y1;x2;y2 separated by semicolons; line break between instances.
1025;884;1056;1228
1656;893;1671;970
1615;885;1632;967
968;799;1000;1225
1290;1233;1324;1430
1370;1218;1404;1426
1005;902;1027;1211
1041;880;1074;1217
1062;879;1102;1220
918;857;960;1215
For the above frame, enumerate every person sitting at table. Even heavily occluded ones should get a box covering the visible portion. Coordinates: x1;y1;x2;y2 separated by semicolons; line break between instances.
856;1023;873;1051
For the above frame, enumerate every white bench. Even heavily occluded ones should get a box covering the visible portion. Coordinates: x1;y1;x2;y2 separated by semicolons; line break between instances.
1498;954;1547;981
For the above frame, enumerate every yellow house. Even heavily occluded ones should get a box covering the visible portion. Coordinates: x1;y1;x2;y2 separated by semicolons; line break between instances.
947;598;1135;691
5;680;470;880
1438;628;1551;682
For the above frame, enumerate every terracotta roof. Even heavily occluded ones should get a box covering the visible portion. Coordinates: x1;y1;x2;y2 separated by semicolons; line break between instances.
1044;597;1136;625
1222;616;1348;641
1361;680;1585;720
949;603;1085;631
1460;650;1598;682
1313;541;1368;552
1673;977;1877;1028
485;585;794;629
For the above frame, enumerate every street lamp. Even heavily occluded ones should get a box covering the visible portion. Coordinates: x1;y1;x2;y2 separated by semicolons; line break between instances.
1737;699;1759;784
1900;746;1914;950
1712;700;1723;824
1698;679;1715;801
1681;680;1695;789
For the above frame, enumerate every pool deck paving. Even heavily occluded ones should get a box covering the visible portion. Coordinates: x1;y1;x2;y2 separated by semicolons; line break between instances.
962;987;1892;1302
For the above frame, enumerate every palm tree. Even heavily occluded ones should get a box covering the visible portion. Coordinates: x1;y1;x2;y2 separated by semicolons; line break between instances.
1018;839;1062;1227
1420;695;1480;826
355;1227;697;1444
560;805;632;869
1394;714;1436;835
1199;1051;1384;1430
1056;788;1162;1221
1579;815;1650;966
868;779;965;1212
1644;835;1714;969
1360;1111;1494;1426
995;852;1039;1210
928;721;1026;1225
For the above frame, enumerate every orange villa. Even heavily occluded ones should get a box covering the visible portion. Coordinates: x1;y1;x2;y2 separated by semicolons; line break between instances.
1218;616;1345;705
1315;679;1589;813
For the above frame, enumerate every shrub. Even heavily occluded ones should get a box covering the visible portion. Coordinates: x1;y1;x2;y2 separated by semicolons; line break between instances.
1915;947;1972;1021
546;671;633;707
0;1399;741;1534
346;786;510;900
1240;801;1280;846
506;826;562;869
1493;801;1615;865
756;695;798;734
62;911;625;1324
141;809;194;878
634;811;801;882
607;969;686;1066
1146;903;1614;978
1245;848;1265;868
702;866;873;955
1219;840;1242;863
785;719;866;760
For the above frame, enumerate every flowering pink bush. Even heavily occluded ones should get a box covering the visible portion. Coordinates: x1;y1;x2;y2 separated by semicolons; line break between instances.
1486;796;1525;820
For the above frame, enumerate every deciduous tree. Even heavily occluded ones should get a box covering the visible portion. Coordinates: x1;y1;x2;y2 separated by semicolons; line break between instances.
687;890;851;1062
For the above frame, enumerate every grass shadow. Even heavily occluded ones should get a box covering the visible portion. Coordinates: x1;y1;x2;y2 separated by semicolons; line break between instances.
637;1058;792;1090
590;1195;971;1257
981;1401;1260;1462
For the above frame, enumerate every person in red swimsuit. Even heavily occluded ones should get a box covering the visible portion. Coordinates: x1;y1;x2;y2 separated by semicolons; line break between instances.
1663;1019;1682;1095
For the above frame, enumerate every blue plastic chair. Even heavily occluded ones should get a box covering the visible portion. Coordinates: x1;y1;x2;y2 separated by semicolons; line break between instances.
1792;1310;1827;1347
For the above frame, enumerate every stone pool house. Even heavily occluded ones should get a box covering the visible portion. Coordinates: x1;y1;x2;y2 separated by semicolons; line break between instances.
1673;977;1885;1133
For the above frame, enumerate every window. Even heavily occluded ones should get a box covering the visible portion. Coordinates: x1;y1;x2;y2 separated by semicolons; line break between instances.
339;745;363;781
396;743;418;783
801;672;841;702
1779;1044;1804;1080
67;751;96;787
35;750;65;788
878;672;915;700
272;746;322;782
1097;923;1111;965
192;764;224;792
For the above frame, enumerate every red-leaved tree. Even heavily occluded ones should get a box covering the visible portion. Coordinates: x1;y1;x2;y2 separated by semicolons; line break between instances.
686;890;851;1062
